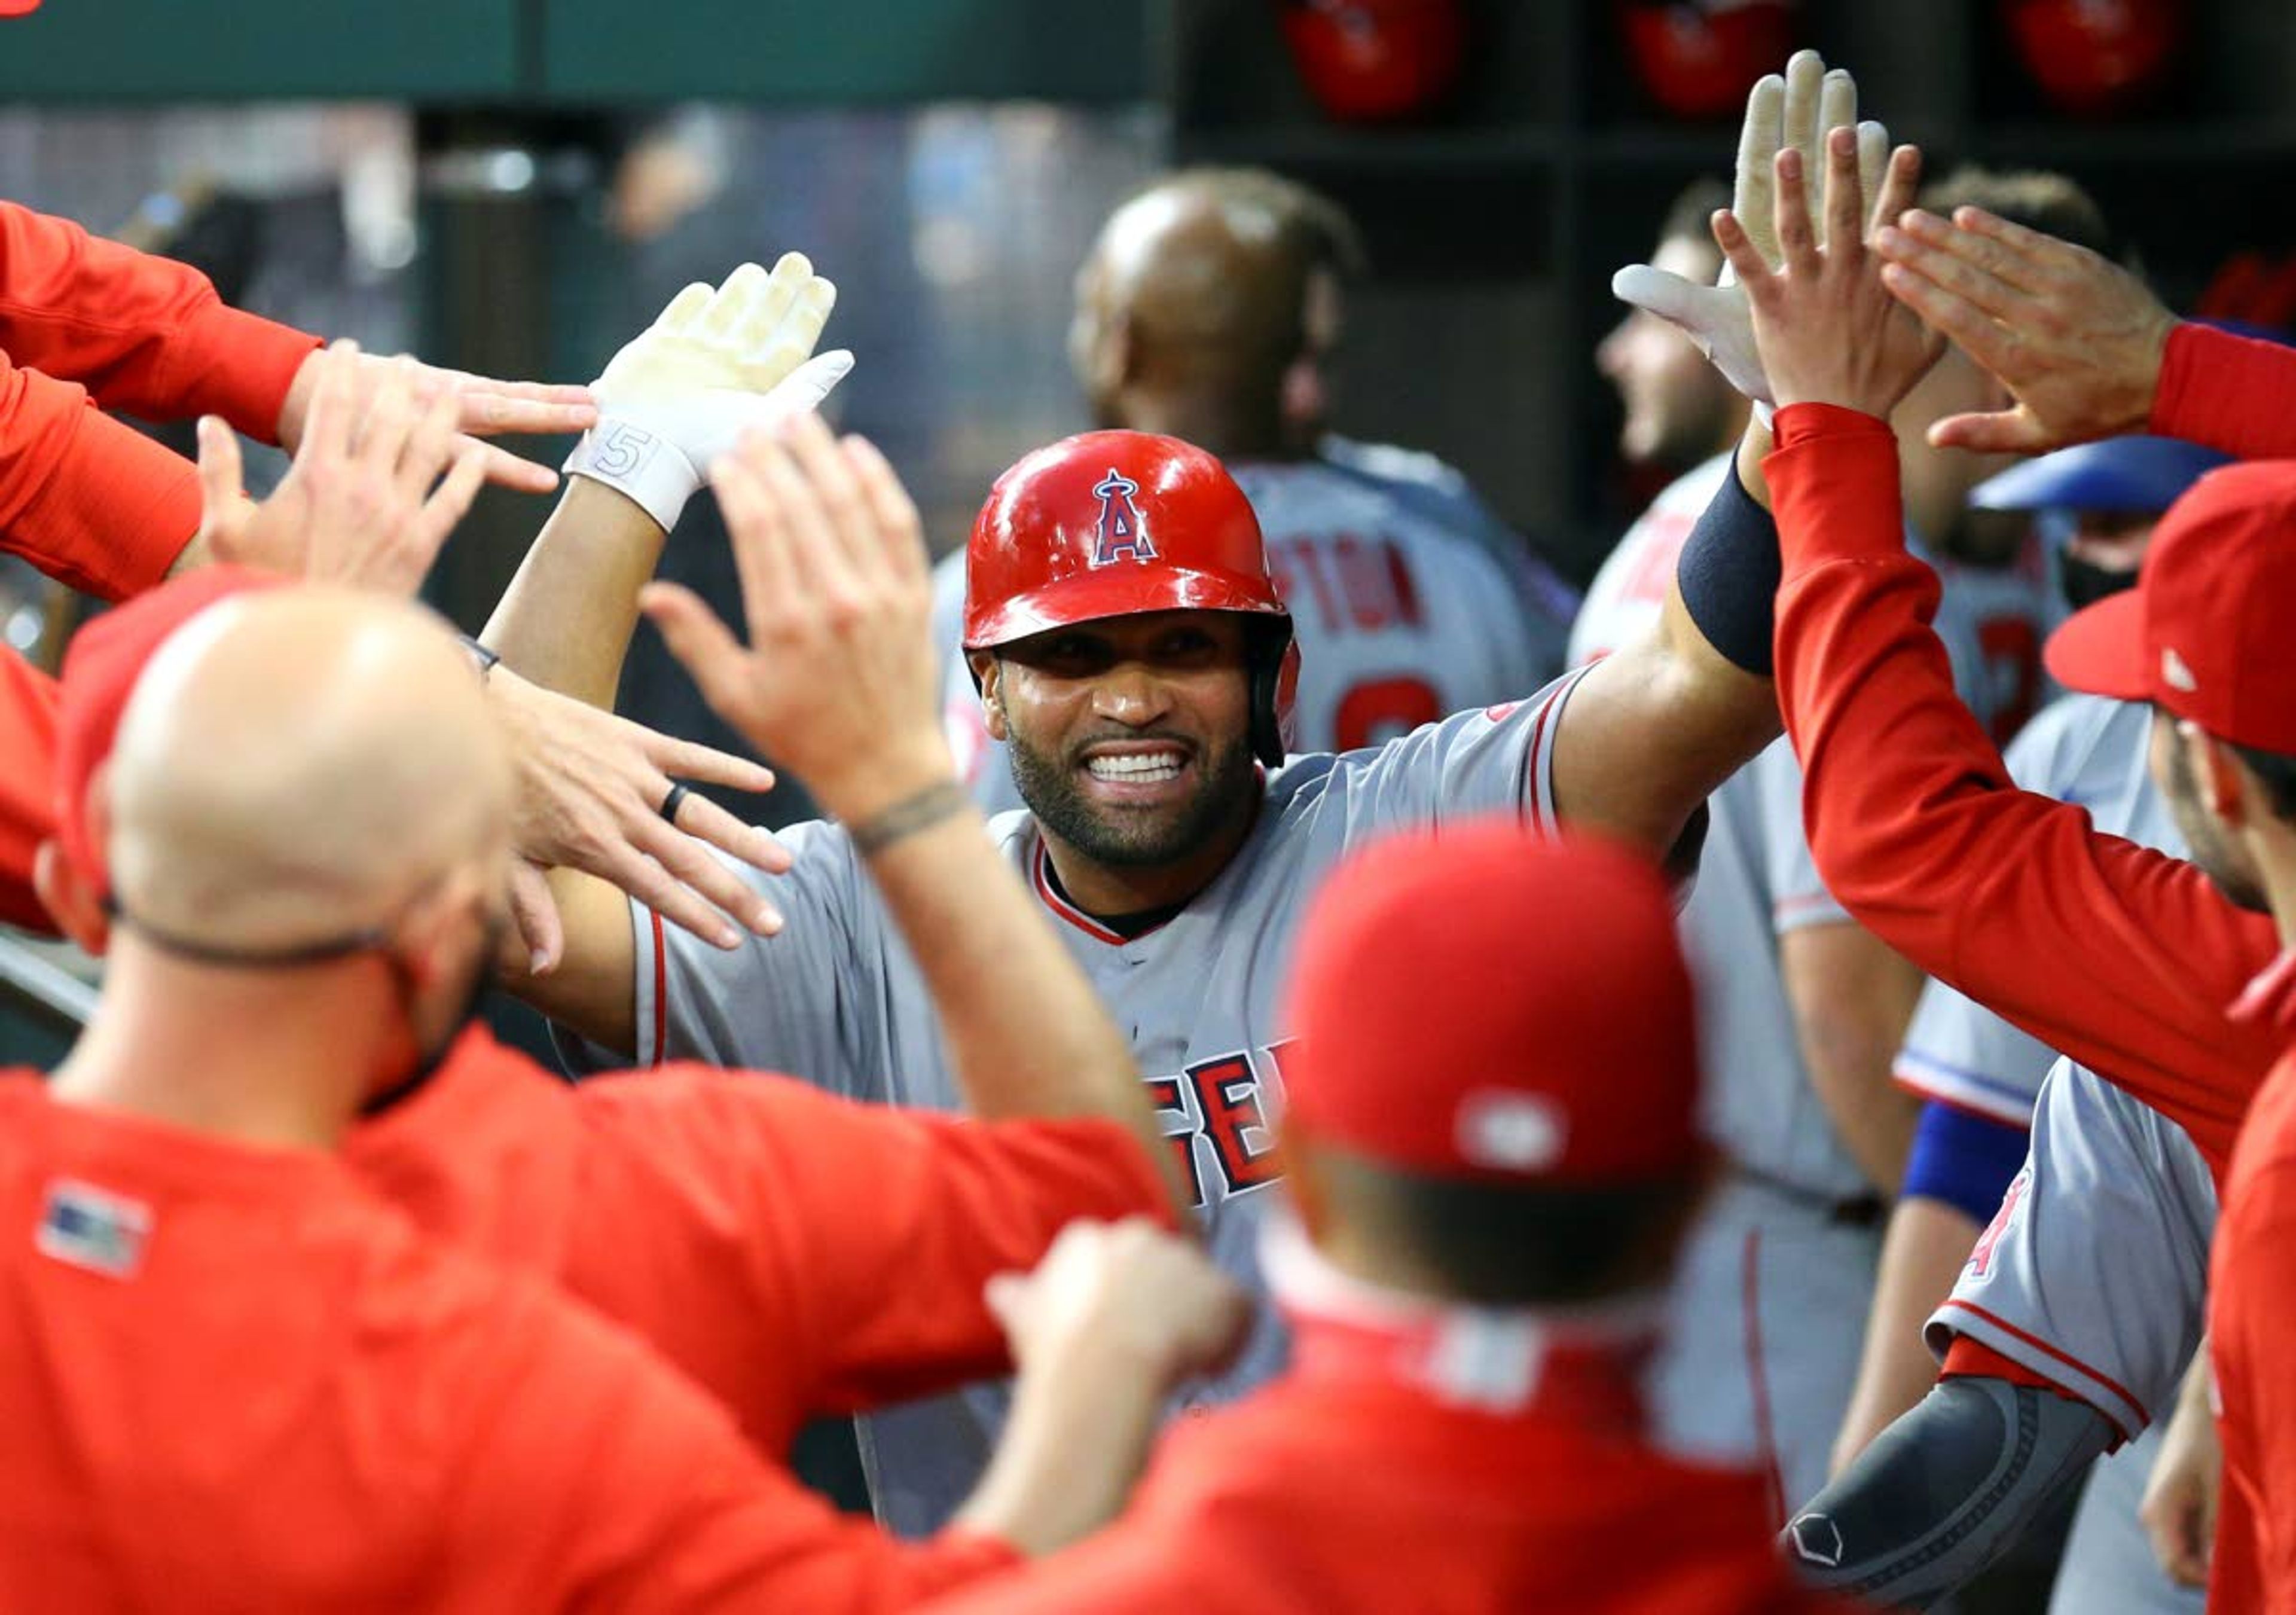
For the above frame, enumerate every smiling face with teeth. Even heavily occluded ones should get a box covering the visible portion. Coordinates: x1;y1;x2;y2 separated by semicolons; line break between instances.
975;609;1263;914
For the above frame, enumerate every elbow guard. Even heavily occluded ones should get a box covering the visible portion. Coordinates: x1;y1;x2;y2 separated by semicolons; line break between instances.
1781;1376;2114;1610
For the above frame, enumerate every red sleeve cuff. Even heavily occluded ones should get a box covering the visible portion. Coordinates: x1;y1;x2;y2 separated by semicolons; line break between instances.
1771;401;1897;451
172;302;322;443
2149;320;2296;460
1939;1333;2066;1392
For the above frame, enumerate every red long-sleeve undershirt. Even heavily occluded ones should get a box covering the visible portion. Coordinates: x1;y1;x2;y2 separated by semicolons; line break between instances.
0;200;317;438
0;649;59;933
2151;320;2296;460
1766;402;2282;1182
0;200;320;600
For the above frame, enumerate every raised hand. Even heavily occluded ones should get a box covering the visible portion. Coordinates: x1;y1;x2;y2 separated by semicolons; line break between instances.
276;344;595;496
639;413;948;826
1612;49;1888;407
565;255;853;534
198;340;486;594
487;667;793;967
1873;206;2178;453
1714;130;1943;419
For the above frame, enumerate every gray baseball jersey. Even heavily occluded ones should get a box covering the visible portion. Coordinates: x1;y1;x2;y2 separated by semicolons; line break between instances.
1932;1055;2215;1443
566;671;1583;1536
939;454;1555;814
1896;696;2181;1124
1316;430;1582;657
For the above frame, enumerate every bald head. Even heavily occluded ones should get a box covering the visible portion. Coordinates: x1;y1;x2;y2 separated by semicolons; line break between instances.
1071;172;1330;452
105;590;510;952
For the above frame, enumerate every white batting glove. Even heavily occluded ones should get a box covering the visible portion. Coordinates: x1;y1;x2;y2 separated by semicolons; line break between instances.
1611;51;1885;414
565;254;853;533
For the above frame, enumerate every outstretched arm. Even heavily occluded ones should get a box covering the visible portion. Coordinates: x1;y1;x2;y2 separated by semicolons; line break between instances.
1872;204;2296;460
0;197;594;496
1555;95;1915;860
1730;134;2282;1171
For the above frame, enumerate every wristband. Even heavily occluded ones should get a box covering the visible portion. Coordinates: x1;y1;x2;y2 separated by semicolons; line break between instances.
849;779;968;856
564;419;701;535
1675;455;1781;676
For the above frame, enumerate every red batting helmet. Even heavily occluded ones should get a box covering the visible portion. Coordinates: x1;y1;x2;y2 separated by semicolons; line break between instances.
963;430;1300;768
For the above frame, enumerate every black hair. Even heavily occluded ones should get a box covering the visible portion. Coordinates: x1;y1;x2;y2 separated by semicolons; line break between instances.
2233;743;2296;822
1312;1148;1695;1308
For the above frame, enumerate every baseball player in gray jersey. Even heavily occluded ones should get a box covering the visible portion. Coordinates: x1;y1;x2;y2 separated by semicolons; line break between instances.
1789;684;2214;1613
1573;458;2005;1519
939;167;1565;814
1578;73;2012;1509
484;69;1892;1534
1808;434;2234;1611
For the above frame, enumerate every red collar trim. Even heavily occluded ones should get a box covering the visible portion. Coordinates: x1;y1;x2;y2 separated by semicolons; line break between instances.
1030;840;1164;945
2231;948;2296;1036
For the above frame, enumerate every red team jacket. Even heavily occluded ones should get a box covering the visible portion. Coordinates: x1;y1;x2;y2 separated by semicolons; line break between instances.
0;200;321;923
918;1298;1853;1614
1763;319;2296;1613
0;199;319;597
0;1076;1039;1612
344;1032;1176;1459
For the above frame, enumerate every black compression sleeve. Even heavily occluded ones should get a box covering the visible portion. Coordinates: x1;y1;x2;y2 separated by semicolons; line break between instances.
1780;1376;2116;1610
1674;452;1781;676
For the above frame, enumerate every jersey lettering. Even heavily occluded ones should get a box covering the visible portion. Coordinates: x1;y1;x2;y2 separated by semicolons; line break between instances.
1268;534;1424;637
1966;1165;2031;1279
1336;674;1444;750
1148;1044;1292;1209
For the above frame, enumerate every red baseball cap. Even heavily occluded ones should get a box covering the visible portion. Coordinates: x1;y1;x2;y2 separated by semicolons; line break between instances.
0;1;42;17
2044;460;2296;752
1280;821;1703;1186
53;566;285;897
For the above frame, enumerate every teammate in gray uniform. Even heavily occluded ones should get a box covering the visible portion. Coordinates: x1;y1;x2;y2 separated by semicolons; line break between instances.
1786;440;2226;1610
1581;110;2022;1517
486;67;1896;1536
938;168;1567;813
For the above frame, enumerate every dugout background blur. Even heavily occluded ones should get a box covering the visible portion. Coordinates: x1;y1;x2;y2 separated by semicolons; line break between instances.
2;0;2292;1534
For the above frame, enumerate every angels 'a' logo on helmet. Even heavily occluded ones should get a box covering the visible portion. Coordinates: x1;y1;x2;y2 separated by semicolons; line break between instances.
1090;469;1155;567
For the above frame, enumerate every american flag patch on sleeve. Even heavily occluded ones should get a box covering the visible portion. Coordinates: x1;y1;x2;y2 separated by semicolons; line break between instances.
36;1180;152;1279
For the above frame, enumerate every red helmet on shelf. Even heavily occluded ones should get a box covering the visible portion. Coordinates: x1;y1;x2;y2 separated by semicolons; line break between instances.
1619;0;1800;120
1278;0;1468;124
2002;0;2183;118
964;431;1300;768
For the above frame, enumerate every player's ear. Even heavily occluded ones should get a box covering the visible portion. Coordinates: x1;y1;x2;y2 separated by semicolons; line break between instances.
973;652;1010;743
2191;724;2249;826
32;839;110;957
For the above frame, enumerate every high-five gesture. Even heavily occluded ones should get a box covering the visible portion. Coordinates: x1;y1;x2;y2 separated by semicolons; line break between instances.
276;344;596;496
1714;130;1942;419
566;255;854;535
1873;206;2179;453
1612;48;1887;407
640;413;949;827
196;340;486;594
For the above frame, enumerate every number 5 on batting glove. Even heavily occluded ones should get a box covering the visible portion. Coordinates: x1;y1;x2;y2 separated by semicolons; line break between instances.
566;253;854;533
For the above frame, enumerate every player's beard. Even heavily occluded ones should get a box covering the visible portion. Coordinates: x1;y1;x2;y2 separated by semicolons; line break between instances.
1007;725;1257;870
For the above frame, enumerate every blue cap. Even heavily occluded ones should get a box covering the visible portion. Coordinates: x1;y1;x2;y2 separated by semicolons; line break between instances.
1973;436;2233;516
